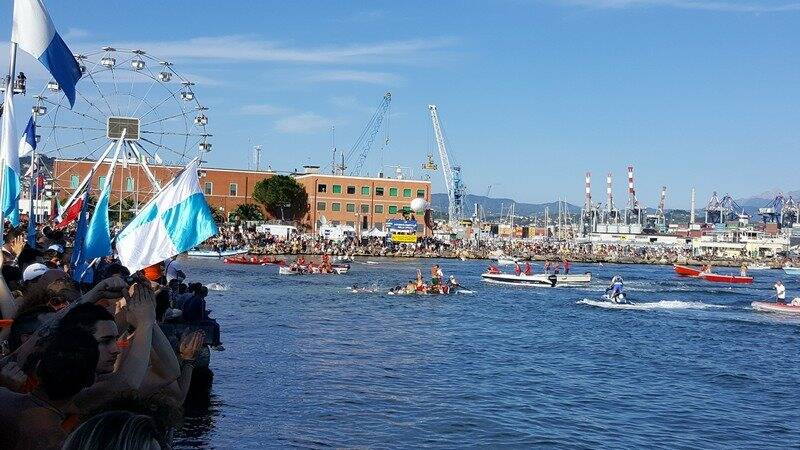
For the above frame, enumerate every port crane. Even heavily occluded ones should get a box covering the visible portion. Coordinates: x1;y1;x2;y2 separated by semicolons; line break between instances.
428;104;466;225
340;92;391;176
645;186;667;232
706;191;747;224
758;193;800;227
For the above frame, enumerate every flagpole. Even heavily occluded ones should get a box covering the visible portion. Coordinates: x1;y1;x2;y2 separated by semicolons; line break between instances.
0;42;19;248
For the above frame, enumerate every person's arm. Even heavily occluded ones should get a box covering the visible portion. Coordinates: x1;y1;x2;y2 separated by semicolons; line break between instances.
176;331;203;402
107;283;156;390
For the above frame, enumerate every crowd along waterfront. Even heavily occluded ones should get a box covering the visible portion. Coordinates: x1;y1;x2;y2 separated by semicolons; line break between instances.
1;0;800;448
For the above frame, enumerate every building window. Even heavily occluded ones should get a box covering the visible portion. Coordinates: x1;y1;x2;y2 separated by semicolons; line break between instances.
331;202;341;212
98;176;106;188
317;184;327;193
389;187;398;197
346;221;355;227
403;188;412;198
374;222;383;230
361;204;370;214
347;185;356;195
317;201;326;211
125;177;134;192
375;204;384;214
332;184;342;194
204;182;213;195
346;203;355;213
361;186;370;196
388;205;398;214
70;174;79;188
332;220;340;226
417;189;425;198
375;187;384;196
229;183;238;196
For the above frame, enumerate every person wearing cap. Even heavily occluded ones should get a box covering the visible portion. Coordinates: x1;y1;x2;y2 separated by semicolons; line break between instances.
44;244;65;269
22;263;48;284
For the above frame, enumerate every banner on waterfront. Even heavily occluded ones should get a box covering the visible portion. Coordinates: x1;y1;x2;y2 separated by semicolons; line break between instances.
387;219;418;233
391;233;418;243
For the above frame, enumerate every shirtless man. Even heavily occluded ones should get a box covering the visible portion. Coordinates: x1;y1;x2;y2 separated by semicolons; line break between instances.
0;326;99;449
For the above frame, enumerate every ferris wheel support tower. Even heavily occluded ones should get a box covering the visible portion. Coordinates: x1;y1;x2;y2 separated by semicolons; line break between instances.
428;105;465;225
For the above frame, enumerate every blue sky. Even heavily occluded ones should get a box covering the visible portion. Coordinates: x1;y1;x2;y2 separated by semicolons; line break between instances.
1;0;799;208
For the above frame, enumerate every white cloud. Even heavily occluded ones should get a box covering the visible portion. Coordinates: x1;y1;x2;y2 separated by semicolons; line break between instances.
239;104;290;115
303;70;401;84
64;28;91;40
99;35;456;65
275;113;331;134
557;0;800;12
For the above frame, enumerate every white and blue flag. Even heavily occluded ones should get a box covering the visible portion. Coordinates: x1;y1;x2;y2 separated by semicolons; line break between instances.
19;117;36;157
11;0;82;107
116;159;218;272
0;88;21;226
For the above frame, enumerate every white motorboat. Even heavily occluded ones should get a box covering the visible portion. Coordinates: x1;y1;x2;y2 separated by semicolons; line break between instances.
783;267;800;276
495;256;521;266
747;264;772;271
481;271;591;287
187;248;249;258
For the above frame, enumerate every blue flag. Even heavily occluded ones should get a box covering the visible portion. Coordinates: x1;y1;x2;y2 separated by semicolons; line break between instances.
83;178;113;261
12;0;82;107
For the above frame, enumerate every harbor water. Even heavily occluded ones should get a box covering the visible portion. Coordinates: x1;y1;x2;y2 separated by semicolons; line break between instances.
173;258;800;449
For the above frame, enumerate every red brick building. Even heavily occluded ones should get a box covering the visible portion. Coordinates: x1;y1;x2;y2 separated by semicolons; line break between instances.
52;160;432;231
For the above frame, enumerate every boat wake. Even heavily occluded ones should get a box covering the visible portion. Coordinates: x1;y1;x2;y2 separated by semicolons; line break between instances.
578;299;727;310
206;282;231;291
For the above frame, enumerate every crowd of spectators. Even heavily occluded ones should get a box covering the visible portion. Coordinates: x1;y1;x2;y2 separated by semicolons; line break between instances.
199;223;702;263
0;222;221;449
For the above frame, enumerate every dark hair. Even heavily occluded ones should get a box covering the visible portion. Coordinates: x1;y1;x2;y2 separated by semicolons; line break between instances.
155;289;170;322
58;303;115;335
1;264;22;284
37;326;98;400
62;411;163;450
8;304;55;352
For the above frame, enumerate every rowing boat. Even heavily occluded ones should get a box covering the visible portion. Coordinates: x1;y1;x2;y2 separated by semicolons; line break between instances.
783;267;800;276
702;273;753;284
751;301;800;315
674;265;701;277
223;256;285;265
674;265;753;284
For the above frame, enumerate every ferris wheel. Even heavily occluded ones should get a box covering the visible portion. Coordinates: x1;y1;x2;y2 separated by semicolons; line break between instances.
31;46;212;179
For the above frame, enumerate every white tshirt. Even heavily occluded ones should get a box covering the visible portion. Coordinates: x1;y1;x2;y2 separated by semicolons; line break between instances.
166;258;183;282
775;283;786;300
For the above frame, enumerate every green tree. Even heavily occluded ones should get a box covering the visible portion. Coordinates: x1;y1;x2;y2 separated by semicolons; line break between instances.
252;175;309;221
230;203;264;221
211;206;226;224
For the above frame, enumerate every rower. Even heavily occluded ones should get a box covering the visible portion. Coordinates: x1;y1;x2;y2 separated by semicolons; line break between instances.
514;262;522;276
524;261;532;276
740;263;748;277
775;280;786;304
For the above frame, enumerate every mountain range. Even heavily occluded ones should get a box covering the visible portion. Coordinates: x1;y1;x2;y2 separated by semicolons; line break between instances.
430;193;581;217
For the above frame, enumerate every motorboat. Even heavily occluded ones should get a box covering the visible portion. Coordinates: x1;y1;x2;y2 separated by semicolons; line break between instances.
279;263;350;275
481;271;591;287
495;256;521;266
188;248;248;258
783;267;800;276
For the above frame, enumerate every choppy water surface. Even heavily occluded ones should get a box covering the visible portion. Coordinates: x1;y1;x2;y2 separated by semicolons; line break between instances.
173;259;800;449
